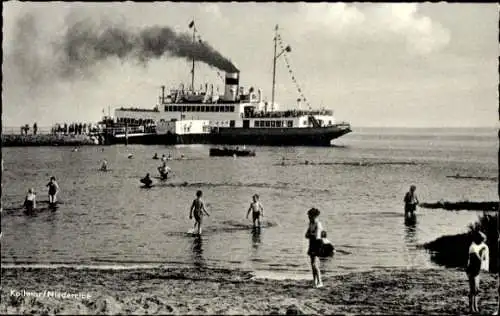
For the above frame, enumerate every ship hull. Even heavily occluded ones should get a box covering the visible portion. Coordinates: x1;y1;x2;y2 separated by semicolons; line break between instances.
109;124;351;147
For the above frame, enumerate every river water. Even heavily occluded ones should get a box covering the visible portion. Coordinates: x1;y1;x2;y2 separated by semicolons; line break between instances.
1;127;497;279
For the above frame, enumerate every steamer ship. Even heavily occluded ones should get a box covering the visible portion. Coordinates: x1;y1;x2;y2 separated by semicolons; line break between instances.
104;25;351;146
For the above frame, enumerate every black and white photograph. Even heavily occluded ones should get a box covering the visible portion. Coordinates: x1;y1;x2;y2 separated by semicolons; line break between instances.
1;2;499;315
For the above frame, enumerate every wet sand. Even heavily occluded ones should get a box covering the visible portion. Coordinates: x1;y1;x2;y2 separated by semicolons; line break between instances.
0;267;498;315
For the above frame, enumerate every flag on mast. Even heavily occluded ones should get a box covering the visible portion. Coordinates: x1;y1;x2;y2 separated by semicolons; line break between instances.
189;20;195;28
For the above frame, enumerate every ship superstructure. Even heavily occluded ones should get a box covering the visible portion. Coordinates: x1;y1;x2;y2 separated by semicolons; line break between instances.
106;24;351;146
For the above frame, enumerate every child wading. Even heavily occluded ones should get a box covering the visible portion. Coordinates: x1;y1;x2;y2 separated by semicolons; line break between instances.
46;177;59;208
466;230;489;314
189;190;210;235
246;194;264;229
24;188;37;215
305;208;324;288
403;185;419;219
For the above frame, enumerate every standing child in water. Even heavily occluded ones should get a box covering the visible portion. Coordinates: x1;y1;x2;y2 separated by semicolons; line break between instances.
24;188;37;215
246;194;264;229
404;185;419;218
305;207;324;288
189;190;210;235
466;230;489;314
46;176;59;207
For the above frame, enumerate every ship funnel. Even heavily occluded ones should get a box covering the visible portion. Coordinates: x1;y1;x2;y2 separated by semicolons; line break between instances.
224;72;239;102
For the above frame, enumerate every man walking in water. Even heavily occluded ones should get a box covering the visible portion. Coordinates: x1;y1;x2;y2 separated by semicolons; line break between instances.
404;185;419;218
46;176;59;208
246;194;264;229
189;190;210;235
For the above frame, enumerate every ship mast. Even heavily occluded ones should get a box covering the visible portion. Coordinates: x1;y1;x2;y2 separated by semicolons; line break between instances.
190;19;196;91
270;25;291;113
270;25;278;113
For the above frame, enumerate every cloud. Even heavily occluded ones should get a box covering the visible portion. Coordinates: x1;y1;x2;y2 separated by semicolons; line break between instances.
293;3;450;55
201;3;222;18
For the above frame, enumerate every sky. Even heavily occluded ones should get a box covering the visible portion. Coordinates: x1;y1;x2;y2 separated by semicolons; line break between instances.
2;2;498;128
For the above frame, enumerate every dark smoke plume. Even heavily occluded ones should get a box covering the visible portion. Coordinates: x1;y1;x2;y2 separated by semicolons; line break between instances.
8;12;239;87
59;15;239;75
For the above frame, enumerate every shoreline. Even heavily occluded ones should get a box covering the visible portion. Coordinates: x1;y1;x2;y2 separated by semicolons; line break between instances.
1;266;498;315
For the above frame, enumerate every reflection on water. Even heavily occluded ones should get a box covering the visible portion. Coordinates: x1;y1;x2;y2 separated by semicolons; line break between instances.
191;235;206;269
251;228;262;250
403;216;418;267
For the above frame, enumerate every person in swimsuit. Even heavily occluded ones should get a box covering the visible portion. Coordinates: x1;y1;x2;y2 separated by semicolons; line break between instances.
189;190;210;235
466;230;489;313
46;177;59;207
246;194;264;229
24;188;36;215
404;185;419;218
305;208;324;288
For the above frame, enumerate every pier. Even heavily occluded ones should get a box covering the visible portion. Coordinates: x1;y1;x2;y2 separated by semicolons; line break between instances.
1;126;109;147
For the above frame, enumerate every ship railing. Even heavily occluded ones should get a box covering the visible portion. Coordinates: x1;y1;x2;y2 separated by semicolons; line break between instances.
104;126;157;135
2;126;103;136
244;109;333;118
117;107;160;112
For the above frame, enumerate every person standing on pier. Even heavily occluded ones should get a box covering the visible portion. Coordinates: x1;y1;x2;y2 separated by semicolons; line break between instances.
46;176;59;208
404;185;419;219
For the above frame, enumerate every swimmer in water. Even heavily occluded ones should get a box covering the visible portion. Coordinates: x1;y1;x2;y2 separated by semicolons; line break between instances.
24;188;36;215
46;176;59;207
246;194;264;229
140;173;153;187
161;154;167;162
153;153;159;159
189;190;210;235
100;159;108;171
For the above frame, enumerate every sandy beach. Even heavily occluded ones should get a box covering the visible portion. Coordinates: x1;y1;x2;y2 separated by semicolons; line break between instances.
0;266;498;315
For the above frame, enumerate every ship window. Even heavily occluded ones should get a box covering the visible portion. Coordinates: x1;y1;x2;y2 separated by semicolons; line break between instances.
255;121;259;127
216;106;221;112
173;106;178;112
276;121;282;127
288;120;293;127
201;106;205;112
328;120;332;125
271;121;276;127
303;120;307;126
196;106;201;112
165;106;169;111
265;121;271;127
230;106;235;112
